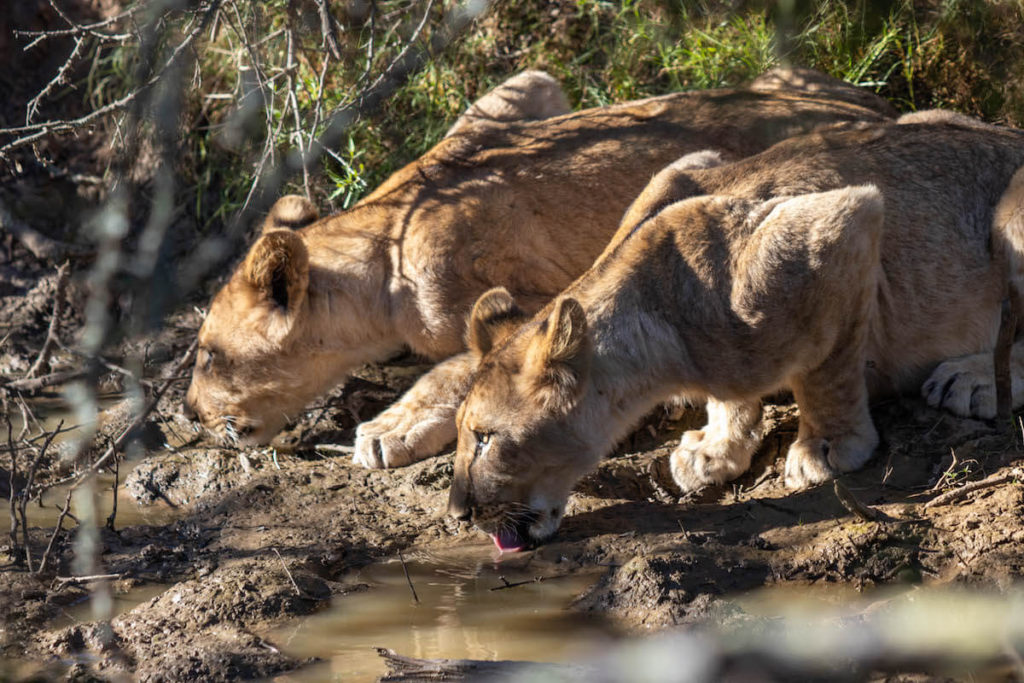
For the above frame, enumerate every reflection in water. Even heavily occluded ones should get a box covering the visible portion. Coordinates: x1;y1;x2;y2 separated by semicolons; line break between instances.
268;544;617;682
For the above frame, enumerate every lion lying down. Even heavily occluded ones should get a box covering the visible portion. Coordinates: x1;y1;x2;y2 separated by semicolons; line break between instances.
448;115;1024;551
183;68;891;449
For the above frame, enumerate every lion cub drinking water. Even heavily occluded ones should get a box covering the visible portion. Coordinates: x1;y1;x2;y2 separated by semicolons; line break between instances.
183;69;891;449
448;117;1024;551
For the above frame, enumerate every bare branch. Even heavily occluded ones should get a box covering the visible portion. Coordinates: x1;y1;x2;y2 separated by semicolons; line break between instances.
26;37;87;124
0;0;224;156
26;262;71;379
315;0;343;60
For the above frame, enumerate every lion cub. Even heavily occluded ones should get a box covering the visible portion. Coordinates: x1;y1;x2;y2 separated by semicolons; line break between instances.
449;118;1024;550
184;69;891;448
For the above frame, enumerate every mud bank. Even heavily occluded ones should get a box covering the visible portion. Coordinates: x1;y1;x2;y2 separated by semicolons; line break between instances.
4;357;1024;680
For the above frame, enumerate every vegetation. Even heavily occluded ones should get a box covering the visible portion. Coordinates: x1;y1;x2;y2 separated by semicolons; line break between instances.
6;0;1024;249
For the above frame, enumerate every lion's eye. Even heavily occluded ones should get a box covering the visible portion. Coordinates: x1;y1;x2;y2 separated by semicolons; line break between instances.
473;430;493;458
199;348;215;372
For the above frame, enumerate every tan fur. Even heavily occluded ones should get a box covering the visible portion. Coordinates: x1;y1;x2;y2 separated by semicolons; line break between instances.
450;119;1024;548
184;69;890;448
444;70;571;137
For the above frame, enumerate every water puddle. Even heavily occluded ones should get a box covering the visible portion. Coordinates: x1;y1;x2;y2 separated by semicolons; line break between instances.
267;544;618;682
57;582;170;626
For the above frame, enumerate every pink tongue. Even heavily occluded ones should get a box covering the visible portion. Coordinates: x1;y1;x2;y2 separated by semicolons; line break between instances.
490;530;525;553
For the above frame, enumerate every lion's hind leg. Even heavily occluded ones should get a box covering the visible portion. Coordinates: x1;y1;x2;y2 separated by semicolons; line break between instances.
445;71;571;137
784;326;879;489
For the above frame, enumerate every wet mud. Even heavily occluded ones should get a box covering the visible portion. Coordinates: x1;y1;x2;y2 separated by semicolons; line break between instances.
4;348;1024;680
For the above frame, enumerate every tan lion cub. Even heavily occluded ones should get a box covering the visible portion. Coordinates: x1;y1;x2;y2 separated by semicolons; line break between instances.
449;118;1024;550
184;69;891;447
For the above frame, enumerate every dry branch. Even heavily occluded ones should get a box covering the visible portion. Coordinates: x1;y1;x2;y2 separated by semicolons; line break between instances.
26;262;71;379
924;467;1023;509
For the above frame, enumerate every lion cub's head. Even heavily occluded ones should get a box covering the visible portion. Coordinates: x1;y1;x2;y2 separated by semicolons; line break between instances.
448;288;596;551
185;195;326;445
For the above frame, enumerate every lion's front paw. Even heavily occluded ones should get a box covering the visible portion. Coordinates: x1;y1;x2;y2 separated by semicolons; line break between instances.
921;354;996;419
352;403;457;470
353;418;416;469
669;429;754;493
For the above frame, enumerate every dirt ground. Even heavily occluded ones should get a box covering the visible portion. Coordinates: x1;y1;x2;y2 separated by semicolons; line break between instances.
3;320;1024;680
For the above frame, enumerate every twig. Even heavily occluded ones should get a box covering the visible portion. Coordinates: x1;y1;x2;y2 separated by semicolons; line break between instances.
53;573;123;585
314;444;355;454
18;420;63;572
0;0;223;155
272;547;304;597
6;416;18;559
489;574;570;591
833;480;882;522
105;456;119;531
68;340;198;491
26;37;86;124
37;488;74;575
924;467;1023;509
314;0;343;59
26;262;71;379
398;549;420;604
1;370;87;395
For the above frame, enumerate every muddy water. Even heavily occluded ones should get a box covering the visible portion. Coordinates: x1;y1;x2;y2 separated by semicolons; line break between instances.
268;545;618;682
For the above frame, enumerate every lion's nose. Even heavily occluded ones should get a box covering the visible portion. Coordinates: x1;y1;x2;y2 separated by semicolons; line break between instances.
447;499;473;522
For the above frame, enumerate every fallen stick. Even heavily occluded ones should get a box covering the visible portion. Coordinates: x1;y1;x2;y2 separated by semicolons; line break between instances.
376;648;589;682
924;467;1023;509
1;370;87;395
833;480;883;522
398;549;420;604
489;573;570;592
54;573;123;585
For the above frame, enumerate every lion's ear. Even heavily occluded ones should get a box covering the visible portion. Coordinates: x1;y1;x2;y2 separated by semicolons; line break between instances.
524;297;590;412
467;287;527;356
243;230;310;314
262;195;319;233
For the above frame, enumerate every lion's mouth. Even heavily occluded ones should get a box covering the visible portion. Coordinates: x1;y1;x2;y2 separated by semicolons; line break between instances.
490;527;528;553
485;511;539;553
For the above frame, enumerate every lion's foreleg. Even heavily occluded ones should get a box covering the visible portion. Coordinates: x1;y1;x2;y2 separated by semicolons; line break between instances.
353;352;477;468
669;397;764;493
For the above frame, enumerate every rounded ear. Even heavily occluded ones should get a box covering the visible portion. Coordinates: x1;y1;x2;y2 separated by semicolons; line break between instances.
262;195;319;232
467;287;527;356
524;297;590;412
243;230;310;313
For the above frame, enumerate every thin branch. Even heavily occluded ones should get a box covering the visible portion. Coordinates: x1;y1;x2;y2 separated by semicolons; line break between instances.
398;549;420;604
0;0;224;156
1;370;87;395
314;0;343;60
26;37;87;124
924;467;1022;509
37;487;74;575
68;339;197;491
26;262;71;379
